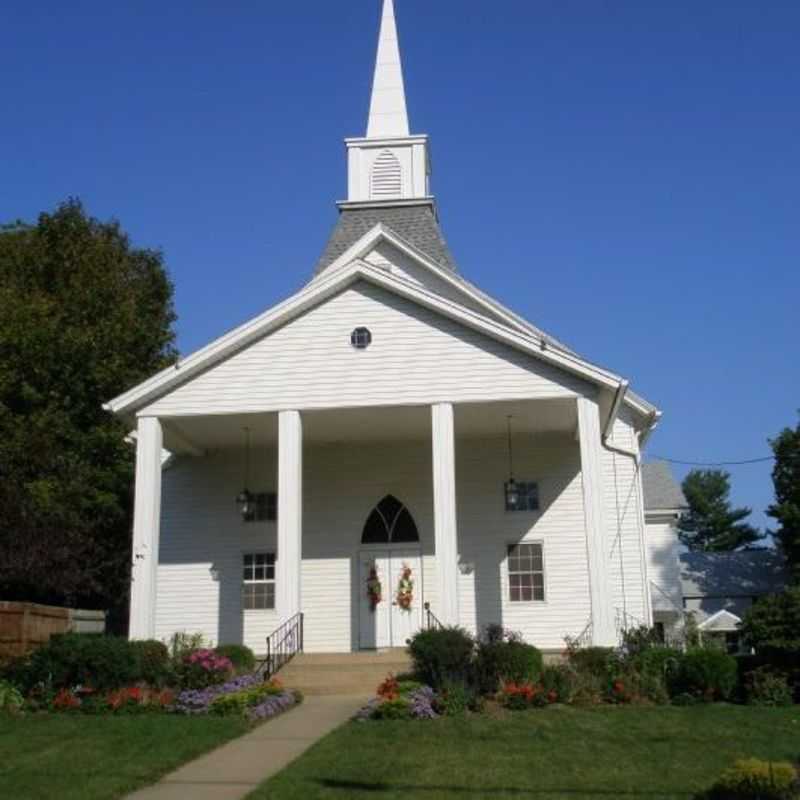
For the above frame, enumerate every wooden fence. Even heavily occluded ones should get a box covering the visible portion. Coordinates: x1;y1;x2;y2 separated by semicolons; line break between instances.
0;601;106;658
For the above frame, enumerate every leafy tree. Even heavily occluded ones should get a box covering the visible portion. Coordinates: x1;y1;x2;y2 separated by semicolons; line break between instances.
0;199;176;628
768;415;800;581
740;587;800;655
678;469;762;551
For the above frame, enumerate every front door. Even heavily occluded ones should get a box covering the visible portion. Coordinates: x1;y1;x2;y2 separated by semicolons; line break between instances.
358;549;422;649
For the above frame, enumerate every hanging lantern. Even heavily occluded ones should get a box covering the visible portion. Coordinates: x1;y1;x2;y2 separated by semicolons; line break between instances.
236;427;254;520
504;415;519;510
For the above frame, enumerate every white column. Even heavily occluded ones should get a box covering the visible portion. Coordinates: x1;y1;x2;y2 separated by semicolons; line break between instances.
129;416;163;640
431;402;459;626
577;397;616;645
277;410;302;621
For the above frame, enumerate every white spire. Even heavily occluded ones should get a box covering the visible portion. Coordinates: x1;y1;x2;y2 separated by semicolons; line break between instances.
366;0;410;138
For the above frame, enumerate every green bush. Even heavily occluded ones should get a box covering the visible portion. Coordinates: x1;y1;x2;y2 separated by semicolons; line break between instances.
741;588;800;656
408;627;474;689
746;667;793;707
0;680;24;714
129;640;171;687
475;634;543;694
567;646;618;678
372;698;412;720
214;644;256;675
13;634;140;692
541;665;575;704
209;683;281;716
698;758;798;800
621;625;664;660
674;648;738;701
438;680;477;716
633;646;683;681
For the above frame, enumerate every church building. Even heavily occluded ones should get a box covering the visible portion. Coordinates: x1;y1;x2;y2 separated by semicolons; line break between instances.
107;0;670;656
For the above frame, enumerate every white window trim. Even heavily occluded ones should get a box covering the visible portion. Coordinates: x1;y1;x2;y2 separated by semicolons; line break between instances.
505;540;547;604
242;551;276;611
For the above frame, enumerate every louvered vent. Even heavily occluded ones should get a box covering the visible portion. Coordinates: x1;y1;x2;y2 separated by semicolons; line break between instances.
370;150;402;198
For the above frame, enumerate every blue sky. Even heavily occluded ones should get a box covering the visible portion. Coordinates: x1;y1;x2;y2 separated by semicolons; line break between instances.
2;1;798;531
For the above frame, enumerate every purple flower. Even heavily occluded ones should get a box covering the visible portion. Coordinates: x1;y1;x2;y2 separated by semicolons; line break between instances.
408;686;438;719
173;674;261;715
246;691;296;721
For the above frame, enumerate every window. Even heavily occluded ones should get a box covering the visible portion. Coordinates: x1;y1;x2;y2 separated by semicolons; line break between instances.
243;493;276;523
505;481;540;512
242;553;275;610
351;327;372;349
507;542;545;602
361;495;420;544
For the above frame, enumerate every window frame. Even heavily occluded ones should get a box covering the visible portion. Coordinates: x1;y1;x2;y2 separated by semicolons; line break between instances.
241;551;276;611
505;540;547;604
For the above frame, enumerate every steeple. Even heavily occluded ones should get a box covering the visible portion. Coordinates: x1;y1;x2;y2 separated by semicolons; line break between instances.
366;0;409;138
342;0;431;206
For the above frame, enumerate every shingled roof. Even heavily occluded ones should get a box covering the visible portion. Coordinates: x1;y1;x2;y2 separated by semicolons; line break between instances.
642;461;688;511
315;203;457;275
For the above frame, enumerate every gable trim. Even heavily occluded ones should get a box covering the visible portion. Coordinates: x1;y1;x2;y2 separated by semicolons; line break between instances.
106;260;656;420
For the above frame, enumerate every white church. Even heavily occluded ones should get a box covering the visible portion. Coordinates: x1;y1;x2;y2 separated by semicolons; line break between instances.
107;0;686;656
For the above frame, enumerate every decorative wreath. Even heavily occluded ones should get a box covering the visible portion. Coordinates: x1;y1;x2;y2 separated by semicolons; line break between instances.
396;564;414;612
366;565;382;612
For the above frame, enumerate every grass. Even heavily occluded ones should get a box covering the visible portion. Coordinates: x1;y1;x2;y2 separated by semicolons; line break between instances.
251;705;800;799
0;714;251;800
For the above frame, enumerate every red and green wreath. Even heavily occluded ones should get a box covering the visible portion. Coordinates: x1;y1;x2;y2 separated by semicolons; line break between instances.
366;566;382;612
396;564;414;611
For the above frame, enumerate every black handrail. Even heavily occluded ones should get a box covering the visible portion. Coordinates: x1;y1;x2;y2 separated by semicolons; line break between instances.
262;612;304;679
423;602;443;630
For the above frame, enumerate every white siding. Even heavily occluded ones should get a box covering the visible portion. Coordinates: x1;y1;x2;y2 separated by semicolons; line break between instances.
602;412;650;627
155;429;604;653
143;281;588;417
646;516;683;614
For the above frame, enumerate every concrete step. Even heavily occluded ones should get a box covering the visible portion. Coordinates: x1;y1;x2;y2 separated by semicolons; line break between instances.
277;650;412;696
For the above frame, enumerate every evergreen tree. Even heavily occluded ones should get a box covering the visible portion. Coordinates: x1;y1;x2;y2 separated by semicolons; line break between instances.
768;414;800;581
678;469;762;551
0;199;177;628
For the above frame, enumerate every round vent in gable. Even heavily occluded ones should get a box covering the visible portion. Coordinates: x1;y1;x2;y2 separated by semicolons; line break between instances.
350;327;372;349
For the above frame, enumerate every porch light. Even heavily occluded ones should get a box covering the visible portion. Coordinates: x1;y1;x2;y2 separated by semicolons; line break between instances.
236;427;254;521
504;415;519;510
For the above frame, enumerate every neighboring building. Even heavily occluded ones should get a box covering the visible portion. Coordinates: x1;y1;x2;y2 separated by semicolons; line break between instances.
681;549;789;651
107;0;666;654
643;461;687;641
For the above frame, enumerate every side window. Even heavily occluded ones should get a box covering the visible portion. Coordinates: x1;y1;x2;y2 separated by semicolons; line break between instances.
507;542;545;602
242;553;276;610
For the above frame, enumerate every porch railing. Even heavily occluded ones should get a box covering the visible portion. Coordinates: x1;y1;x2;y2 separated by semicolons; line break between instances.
262;612;304;680
423;602;444;631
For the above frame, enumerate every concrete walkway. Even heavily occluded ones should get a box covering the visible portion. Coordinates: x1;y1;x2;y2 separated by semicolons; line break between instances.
127;694;366;800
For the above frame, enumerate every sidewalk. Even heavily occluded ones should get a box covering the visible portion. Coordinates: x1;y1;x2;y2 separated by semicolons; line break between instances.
126;694;366;800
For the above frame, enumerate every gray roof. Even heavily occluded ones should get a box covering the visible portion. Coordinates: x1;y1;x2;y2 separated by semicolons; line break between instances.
680;550;789;598
642;461;687;511
315;203;458;275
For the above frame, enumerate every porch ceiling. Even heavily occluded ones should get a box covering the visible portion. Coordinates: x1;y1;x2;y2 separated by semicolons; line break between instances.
160;398;577;454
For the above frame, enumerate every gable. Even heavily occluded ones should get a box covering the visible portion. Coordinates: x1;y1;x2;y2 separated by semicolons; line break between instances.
142;281;591;417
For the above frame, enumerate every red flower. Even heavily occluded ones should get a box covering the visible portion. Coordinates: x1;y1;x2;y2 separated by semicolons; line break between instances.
53;689;81;710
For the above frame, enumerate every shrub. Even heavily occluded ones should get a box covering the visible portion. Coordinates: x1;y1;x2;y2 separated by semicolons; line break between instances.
746;667;793;707
674;648;738;701
129;640;171;687
567;646;618;678
633;646;683;681
438;680;477;716
13;634;140;692
372;698;412;720
408;627;474;689
698;758;798;800
0;680;24;714
214;644;256;675
541;664;574;704
177;649;233;690
474;625;543;694
168;632;207;662
741;588;800;656
621;625;663;660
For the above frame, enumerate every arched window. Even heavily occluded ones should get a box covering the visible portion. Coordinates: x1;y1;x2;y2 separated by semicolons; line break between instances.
361;495;420;544
370;150;402;198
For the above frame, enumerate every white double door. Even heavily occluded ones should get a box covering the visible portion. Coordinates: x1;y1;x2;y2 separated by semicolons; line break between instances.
358;549;423;649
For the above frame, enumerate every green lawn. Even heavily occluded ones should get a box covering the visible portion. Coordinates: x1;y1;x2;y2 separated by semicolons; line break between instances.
251;705;800;799
0;714;250;800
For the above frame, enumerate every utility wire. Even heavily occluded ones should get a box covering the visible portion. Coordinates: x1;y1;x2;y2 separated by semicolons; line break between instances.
651;455;775;467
